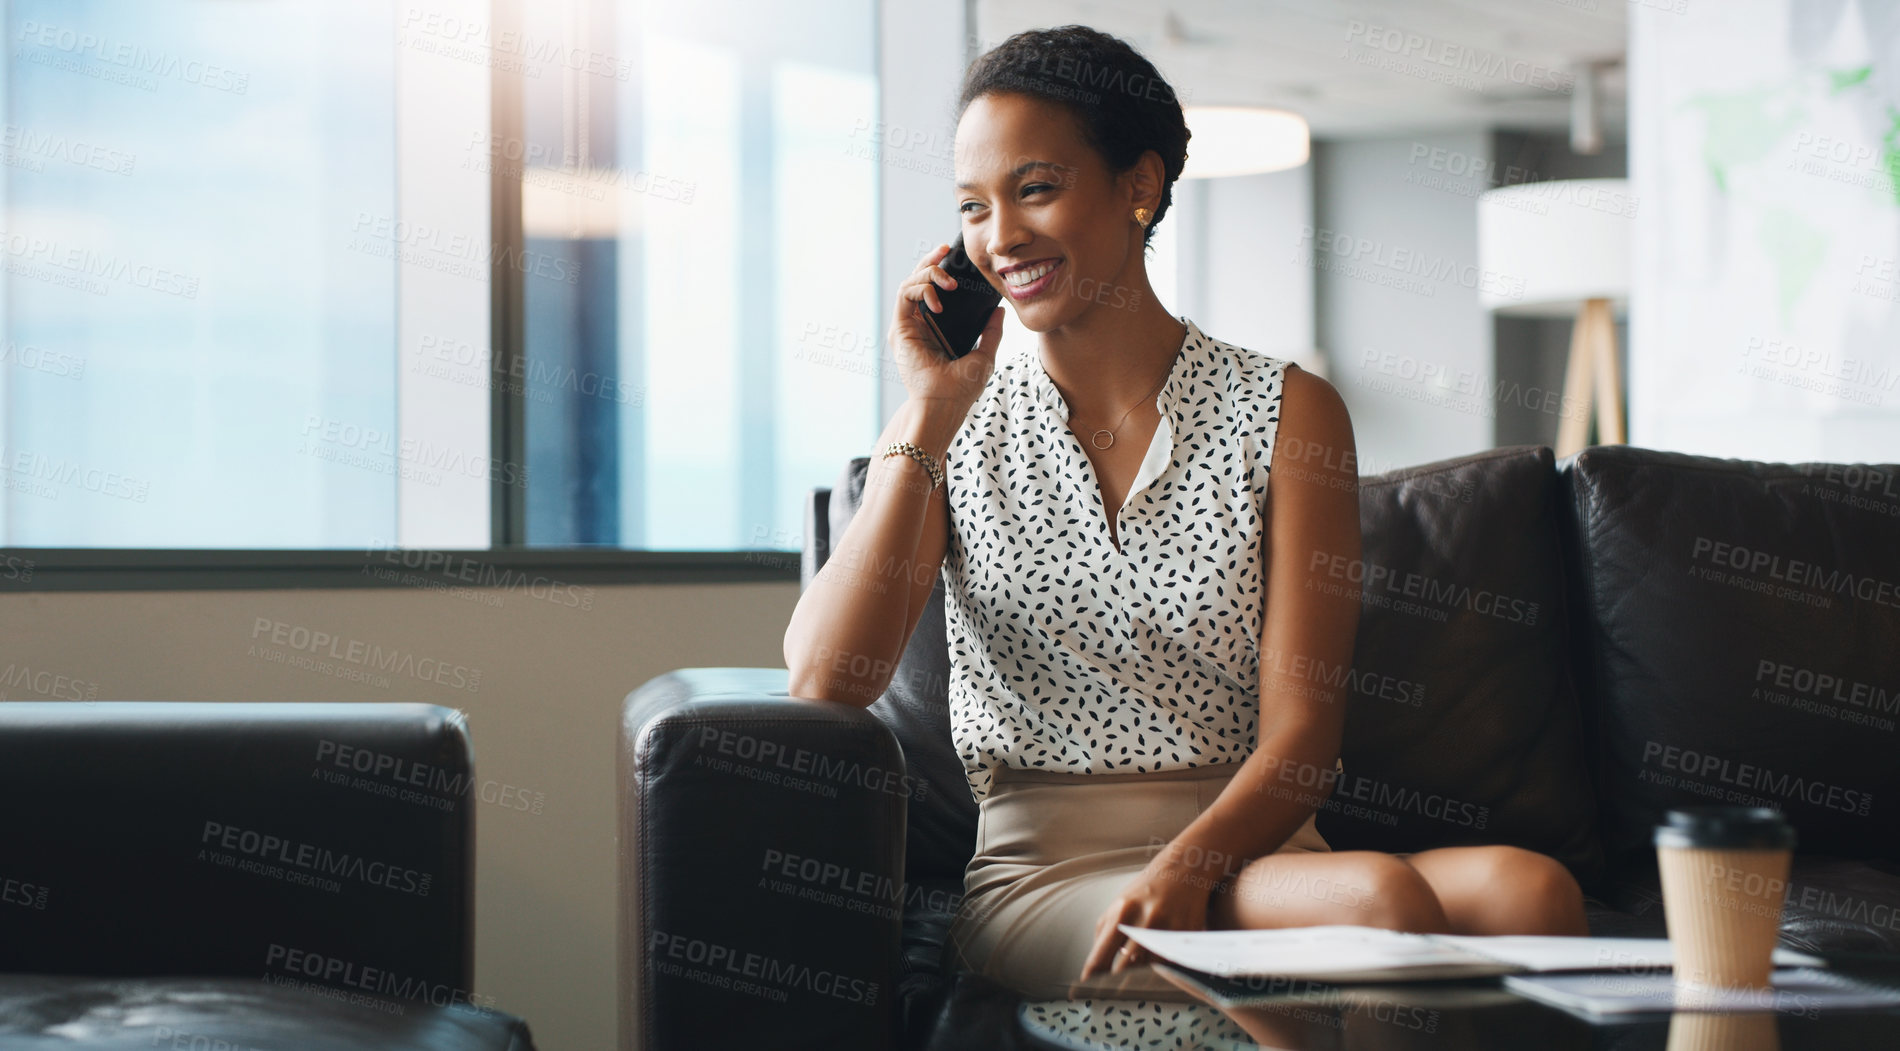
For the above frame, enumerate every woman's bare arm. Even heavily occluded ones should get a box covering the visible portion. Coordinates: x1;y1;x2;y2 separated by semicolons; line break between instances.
782;397;963;707
1162;363;1363;873
783;238;1003;708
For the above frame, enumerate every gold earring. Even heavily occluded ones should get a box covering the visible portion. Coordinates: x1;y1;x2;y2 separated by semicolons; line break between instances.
1134;207;1151;226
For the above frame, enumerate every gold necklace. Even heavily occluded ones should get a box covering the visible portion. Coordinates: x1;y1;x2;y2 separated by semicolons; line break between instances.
1076;362;1174;450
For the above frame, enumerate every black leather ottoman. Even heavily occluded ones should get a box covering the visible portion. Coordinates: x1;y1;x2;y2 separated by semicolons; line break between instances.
0;975;534;1049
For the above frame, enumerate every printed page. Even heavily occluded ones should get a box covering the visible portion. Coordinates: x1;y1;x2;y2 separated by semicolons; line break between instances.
1118;924;1513;981
1503;968;1900;1017
1433;934;1826;973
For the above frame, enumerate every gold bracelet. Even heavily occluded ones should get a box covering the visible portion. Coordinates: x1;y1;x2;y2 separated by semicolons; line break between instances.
881;440;943;491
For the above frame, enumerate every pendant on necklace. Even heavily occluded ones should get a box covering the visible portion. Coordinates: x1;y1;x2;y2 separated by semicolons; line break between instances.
1090;430;1115;450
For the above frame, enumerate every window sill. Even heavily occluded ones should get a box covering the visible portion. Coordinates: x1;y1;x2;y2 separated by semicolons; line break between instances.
0;548;803;592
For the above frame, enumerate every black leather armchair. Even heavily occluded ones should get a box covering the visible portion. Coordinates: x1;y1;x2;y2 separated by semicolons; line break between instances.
618;669;910;1051
621;444;1900;1051
0;701;536;1049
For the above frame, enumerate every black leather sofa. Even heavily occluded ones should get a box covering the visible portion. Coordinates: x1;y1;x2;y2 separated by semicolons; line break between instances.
620;444;1900;1051
0;701;536;1049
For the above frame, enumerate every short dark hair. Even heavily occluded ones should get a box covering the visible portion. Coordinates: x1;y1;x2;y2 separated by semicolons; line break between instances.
957;25;1190;252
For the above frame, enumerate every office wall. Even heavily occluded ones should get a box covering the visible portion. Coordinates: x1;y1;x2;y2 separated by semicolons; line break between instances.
0;578;800;1051
1313;134;1497;472
1171;168;1321;372
1629;0;1900;459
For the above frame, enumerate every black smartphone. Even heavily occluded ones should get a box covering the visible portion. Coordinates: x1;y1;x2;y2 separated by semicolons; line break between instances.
914;233;1002;360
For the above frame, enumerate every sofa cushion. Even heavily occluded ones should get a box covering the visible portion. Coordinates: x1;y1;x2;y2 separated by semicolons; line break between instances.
1561;447;1900;876
1314;446;1604;886
1777;857;1900;954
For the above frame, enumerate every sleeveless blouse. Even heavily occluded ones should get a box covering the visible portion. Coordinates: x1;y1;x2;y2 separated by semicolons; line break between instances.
939;316;1292;804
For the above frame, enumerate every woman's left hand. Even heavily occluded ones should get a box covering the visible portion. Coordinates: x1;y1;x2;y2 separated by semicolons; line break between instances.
1078;849;1221;982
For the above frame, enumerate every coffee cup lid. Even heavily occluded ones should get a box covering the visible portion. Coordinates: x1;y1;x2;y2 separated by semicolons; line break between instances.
1653;806;1796;851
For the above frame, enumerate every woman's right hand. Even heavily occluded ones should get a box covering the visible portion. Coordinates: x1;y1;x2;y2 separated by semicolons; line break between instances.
889;242;1006;410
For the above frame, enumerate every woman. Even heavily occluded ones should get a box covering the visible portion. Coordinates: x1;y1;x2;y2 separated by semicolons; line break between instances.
782;24;1588;1003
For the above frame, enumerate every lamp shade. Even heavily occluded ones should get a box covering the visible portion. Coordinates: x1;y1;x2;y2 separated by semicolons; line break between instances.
1179;106;1309;179
1476;177;1633;317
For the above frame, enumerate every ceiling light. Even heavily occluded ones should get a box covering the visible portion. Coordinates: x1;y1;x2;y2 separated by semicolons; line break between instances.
1179;106;1311;179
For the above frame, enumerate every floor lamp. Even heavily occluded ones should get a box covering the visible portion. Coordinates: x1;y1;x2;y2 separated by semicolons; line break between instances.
1477;178;1632;459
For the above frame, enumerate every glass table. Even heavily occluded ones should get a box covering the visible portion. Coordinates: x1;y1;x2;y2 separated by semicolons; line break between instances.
1012;959;1900;1050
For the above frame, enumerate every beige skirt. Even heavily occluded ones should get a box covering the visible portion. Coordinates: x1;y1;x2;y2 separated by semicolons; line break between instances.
945;760;1332;1001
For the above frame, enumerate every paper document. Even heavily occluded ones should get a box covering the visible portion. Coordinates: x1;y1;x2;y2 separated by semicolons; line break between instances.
1431;934;1825;973
1503;968;1900;1017
1117;924;1827;984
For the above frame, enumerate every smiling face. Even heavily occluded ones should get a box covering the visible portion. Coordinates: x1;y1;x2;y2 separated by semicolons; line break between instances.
954;91;1160;332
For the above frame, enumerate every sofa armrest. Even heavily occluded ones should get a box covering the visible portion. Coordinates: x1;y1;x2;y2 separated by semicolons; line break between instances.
0;702;475;1000
619;668;909;1051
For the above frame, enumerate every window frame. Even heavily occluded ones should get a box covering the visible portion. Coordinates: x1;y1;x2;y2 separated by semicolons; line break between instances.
0;547;795;591
0;0;854;591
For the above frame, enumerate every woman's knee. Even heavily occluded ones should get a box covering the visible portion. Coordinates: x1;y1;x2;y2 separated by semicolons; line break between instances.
1343;853;1449;932
1456;846;1587;934
1245;852;1447;932
1221;852;1449;932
